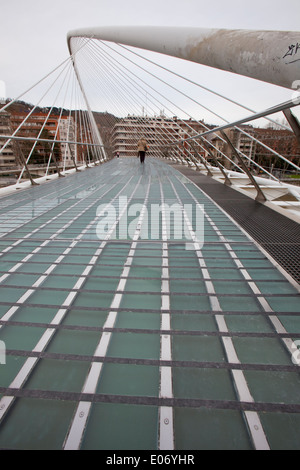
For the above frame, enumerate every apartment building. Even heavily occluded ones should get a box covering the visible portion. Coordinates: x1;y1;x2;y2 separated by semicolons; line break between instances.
10;112;77;166
112;115;178;157
0;111;18;167
57;117;76;165
210;125;300;171
210;126;257;169
112;115;208;161
254;127;300;170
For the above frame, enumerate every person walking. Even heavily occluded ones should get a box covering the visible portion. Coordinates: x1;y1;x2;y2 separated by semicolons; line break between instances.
137;137;149;163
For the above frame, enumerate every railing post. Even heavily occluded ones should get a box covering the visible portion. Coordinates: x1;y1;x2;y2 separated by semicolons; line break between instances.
68;143;79;172
189;141;213;175
200;138;232;185
51;150;64;178
283;109;300;146
220;130;267;202
15;141;38;186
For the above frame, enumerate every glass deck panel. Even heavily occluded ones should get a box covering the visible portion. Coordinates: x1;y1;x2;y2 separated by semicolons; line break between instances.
258;413;300;450
81;403;158;450
0;398;76;450
0;157;299;450
174;408;252;450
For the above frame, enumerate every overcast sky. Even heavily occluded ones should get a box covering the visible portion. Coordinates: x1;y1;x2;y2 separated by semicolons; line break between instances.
1;0;300;125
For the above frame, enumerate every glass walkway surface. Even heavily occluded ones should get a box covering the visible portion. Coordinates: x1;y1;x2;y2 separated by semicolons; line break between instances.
0;157;299;451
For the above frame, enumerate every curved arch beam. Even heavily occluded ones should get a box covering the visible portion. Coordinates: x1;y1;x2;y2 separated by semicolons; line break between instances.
67;26;300;89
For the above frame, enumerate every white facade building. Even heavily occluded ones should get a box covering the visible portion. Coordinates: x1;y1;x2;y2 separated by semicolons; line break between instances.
58;117;76;164
0;111;16;167
112;116;181;158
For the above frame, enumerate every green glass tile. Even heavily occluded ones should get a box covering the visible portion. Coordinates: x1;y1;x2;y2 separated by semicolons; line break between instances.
256;281;298;295
171;313;217;332
28;289;70;306
169;267;203;279
124;277;162;293
115;311;161;330
120;293;161;310
0;306;10;318
169;244;191;252
25;359;90;393
203;251;231;260
83;276;119;292
206;268;243;280
30;254;63;264
91;265;124;277
0;325;46;351
40;275;78;290
174;408;252;450
81;403;158;450
244;370;300;404
97;363;159;396
266;297;300;313
173;368;236;401
67;246;95;256
205;258;237;269
247;269;284;280
170;280;207;294
107;332;160;360
232;337;291;365
132;256;162;267
72;291;115;309
3;273;41;288
39;243;71;254
242;257;274;268
0;398;76;450
103;248;131;258
225;314;274;333
46;329;100;356
203;234;220;242
234;249;265;259
259;413;300;450
0;287;28;303
52;264;86;276
278;315;300;334
219;296;262;312
9;241;41;252
0;356;27;388
63;308;109;328
213;280;253;295
0;240;16;249
18;263;54;274
169;257;199;267
135;248;162;258
172;335;225;362
6;306;57;324
62;254;93;264
170;294;211;311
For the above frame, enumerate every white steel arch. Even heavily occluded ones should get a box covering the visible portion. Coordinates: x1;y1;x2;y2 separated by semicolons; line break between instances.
67;26;300;89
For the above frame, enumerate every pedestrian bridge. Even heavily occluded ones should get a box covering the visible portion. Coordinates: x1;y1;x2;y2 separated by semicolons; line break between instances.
0;26;300;450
